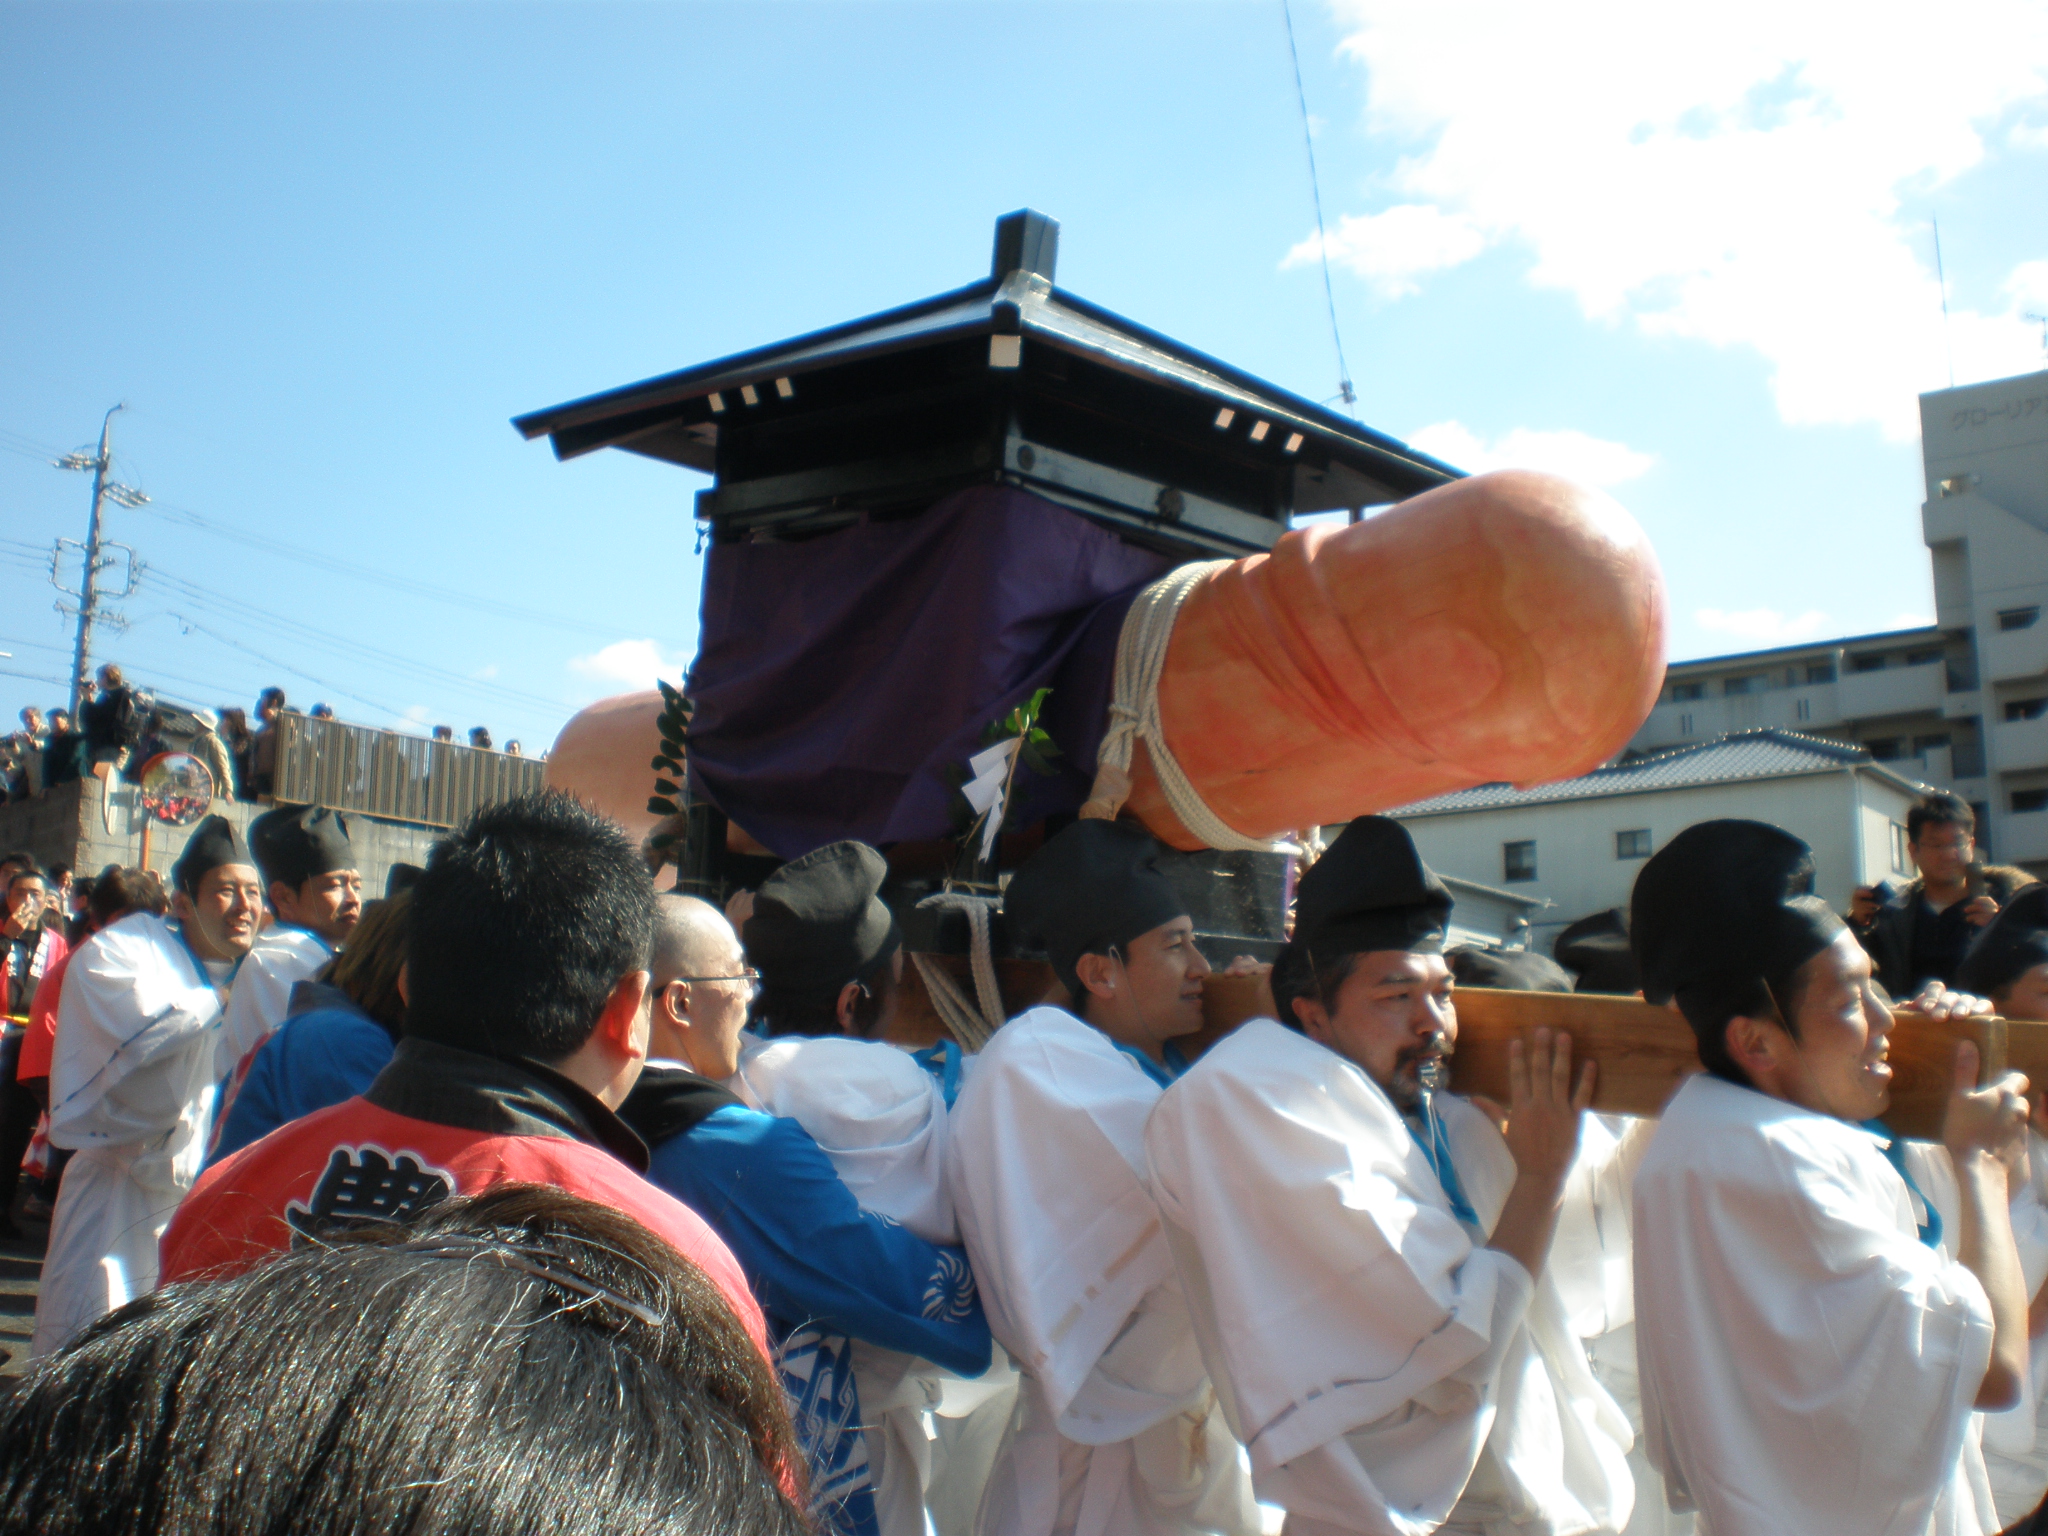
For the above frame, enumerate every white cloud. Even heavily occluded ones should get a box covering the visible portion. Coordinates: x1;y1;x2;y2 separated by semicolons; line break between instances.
568;638;685;688
1406;420;1656;487
1695;606;1832;644
1283;204;1485;297
472;663;500;681
1317;0;2048;438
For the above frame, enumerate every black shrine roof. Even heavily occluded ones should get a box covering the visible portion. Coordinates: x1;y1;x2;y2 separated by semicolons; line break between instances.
514;211;1459;552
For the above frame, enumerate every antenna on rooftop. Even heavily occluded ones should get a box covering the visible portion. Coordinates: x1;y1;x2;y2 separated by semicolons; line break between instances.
2026;313;2048;358
1932;219;1955;390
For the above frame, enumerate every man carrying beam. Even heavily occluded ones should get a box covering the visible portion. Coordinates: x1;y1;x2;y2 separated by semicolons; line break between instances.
1144;816;1635;1535
1630;820;2032;1536
947;818;1259;1536
1957;887;2048;1530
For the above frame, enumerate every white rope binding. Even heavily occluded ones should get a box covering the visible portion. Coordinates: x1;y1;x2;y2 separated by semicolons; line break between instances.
912;891;1005;1051
1080;562;1300;855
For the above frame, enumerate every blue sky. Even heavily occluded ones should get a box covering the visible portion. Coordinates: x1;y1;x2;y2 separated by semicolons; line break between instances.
4;1;2045;752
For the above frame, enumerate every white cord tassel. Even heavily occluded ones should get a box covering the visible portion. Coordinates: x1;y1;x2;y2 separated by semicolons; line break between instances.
910;952;995;1053
915;890;1006;1043
1081;561;1299;855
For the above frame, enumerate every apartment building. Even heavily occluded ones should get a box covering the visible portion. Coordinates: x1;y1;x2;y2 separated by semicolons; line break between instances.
1629;365;2048;869
1393;729;1924;949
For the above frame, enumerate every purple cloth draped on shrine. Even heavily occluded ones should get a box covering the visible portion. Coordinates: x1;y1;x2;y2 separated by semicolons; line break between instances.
685;486;1174;860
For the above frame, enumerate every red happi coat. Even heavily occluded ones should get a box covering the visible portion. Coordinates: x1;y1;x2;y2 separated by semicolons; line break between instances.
161;1037;768;1362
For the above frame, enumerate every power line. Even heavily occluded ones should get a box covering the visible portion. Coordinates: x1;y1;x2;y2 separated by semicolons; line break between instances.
5;418;635;640
133;495;624;640
0;635;70;655
1281;0;1357;414
147;565;571;712
162;613;409;719
0;666;69;689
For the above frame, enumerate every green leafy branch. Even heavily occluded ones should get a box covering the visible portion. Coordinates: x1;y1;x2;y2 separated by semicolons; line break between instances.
647;679;693;853
956;687;1063;865
984;687;1062;778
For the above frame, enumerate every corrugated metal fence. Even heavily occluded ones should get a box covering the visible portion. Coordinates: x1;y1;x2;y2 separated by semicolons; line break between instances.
273;715;547;828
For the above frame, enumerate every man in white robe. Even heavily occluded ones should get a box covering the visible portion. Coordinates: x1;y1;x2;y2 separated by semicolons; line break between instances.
34;814;261;1355
217;804;361;1077
1629;819;2033;1536
1145;816;1633;1536
950;818;1260;1536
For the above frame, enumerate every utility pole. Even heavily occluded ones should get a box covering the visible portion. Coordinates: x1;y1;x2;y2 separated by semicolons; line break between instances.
54;405;146;714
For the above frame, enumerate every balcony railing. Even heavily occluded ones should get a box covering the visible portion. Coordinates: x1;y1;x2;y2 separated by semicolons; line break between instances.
272;714;547;828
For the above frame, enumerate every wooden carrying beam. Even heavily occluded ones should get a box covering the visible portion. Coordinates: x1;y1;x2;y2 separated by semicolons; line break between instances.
1196;977;2048;1142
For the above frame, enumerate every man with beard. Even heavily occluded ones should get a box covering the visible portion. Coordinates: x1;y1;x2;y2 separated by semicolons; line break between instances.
1145;816;1633;1535
34;815;262;1354
1631;820;2032;1536
947;818;1259;1536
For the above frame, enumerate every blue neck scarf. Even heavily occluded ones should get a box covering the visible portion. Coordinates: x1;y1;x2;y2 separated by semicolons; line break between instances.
910;1039;964;1109
1409;1090;1481;1228
1861;1120;1944;1249
1112;1038;1189;1091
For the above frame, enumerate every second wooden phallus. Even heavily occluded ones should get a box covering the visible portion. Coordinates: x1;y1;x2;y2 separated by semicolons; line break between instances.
1122;470;1670;849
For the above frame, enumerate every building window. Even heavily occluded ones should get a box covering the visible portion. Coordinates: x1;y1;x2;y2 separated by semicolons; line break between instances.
1849;653;1888;672
1805;663;1836;684
1865;737;1903;760
1678;712;1694;736
1724;675;1758;696
1905;649;1942;667
1890;822;1912;875
2014;789;2048;814
1795;697;1811;721
1616;829;1652;860
1913;733;1951;755
1503;840;1537;883
1999;607;2040;632
2007;699;2048;722
1670;680;1705;702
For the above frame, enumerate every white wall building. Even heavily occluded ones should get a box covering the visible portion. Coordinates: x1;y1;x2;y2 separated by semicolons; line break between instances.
1391;730;1926;949
1627;366;2048;871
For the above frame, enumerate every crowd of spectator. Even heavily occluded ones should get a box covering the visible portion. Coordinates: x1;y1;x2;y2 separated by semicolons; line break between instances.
1;667;530;805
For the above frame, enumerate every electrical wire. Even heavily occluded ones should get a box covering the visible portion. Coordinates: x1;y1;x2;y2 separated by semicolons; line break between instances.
1281;0;1357;414
155;615;407;719
0;667;68;688
148;565;568;712
4;418;678;728
7;417;647;642
133;496;625;640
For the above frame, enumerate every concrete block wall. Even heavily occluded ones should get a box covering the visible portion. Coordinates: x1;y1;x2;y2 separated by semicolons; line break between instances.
0;776;443;897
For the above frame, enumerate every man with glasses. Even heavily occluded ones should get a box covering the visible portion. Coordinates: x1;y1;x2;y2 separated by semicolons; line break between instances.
622;888;992;1536
1851;791;2036;998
